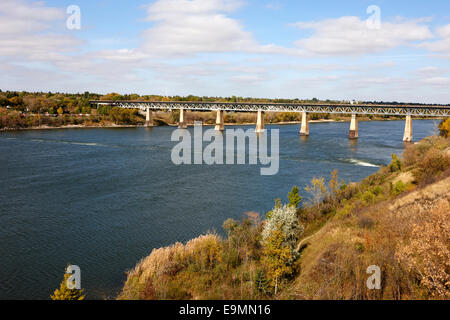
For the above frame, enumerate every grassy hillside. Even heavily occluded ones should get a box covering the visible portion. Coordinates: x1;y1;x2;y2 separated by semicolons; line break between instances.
119;134;450;300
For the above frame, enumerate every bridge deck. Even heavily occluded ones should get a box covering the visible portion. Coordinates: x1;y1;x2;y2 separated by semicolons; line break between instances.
90;100;450;117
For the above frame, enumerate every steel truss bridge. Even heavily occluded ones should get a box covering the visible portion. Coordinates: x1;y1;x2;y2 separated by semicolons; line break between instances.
90;101;450;117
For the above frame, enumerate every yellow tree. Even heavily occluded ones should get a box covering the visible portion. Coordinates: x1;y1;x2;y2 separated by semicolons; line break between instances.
51;271;85;300
329;169;339;197
439;118;450;138
263;227;293;295
304;177;328;207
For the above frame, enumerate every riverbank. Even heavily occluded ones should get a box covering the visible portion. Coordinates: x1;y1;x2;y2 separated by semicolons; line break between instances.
118;134;450;300
0;118;344;131
1;117;441;132
0;123;141;132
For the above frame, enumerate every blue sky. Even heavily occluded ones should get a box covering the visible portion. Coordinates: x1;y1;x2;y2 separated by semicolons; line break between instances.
1;0;450;103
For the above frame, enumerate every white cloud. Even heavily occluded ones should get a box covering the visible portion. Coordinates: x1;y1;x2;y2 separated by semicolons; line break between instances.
146;0;242;18
416;66;446;76
292;16;433;55
0;0;63;27
422;77;450;86
96;0;293;63
0;0;81;60
420;24;450;53
138;0;257;56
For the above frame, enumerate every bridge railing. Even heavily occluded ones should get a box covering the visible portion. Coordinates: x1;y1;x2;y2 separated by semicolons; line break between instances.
89;101;450;117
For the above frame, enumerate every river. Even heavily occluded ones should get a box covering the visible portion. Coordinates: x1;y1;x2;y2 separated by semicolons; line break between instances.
0;120;439;299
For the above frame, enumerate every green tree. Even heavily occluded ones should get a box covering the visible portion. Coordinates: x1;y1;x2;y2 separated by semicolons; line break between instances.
254;269;271;295
51;269;85;300
287;186;302;210
389;154;402;172
57;107;64;115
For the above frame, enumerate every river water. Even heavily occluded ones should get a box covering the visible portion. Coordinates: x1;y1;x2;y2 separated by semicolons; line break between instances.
0;120;439;299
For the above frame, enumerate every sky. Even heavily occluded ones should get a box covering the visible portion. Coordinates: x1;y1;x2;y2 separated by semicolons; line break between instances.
1;0;450;103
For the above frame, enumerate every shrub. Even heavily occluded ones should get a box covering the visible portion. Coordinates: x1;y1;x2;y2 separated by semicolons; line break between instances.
362;190;376;204
396;201;450;298
413;148;450;185
392;180;406;196
358;215;375;229
371;186;383;196
389;154;402;172
354;242;365;252
403;136;449;167
336;201;356;219
320;202;336;216
223;214;262;263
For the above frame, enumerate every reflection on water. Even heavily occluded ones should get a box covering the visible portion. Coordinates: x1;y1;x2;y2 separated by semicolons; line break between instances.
349;139;358;153
299;135;309;142
0;120;437;299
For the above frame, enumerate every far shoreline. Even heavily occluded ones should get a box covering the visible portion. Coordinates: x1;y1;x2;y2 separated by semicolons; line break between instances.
0;117;442;132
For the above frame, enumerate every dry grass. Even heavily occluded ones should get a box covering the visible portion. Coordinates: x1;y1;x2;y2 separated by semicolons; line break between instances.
286;175;449;300
119;234;221;300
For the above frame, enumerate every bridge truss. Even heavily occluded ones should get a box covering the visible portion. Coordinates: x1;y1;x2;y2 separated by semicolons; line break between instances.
90;101;450;117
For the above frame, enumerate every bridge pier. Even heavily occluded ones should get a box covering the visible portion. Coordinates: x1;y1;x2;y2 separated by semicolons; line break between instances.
145;107;153;127
256;110;265;133
178;108;187;129
403;115;413;142
215;109;224;131
349;114;358;139
299;112;309;136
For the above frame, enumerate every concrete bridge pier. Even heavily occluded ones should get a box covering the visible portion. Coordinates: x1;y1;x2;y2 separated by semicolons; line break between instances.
178;108;187;129
349;114;358;139
403;115;413;142
299;112;309;136
145;107;153;127
215;109;224;131
256;110;265;133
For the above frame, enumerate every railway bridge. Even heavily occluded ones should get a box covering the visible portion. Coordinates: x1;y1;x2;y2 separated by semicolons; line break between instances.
90;101;450;142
